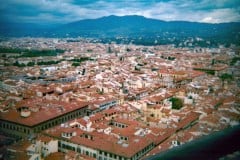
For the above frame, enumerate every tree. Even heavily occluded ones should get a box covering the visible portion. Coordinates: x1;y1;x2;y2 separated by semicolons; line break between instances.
150;113;154;117
13;61;26;67
170;97;183;110
107;46;112;53
219;73;233;82
87;49;93;52
82;68;86;75
230;57;240;66
168;56;175;61
219;73;233;87
211;59;215;65
27;62;35;66
126;48;131;52
134;66;140;71
72;62;80;66
209;86;214;93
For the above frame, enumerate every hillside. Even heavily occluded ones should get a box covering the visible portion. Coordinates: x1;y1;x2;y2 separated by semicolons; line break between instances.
1;15;240;46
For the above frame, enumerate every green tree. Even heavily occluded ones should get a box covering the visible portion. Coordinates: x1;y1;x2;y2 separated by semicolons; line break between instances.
219;73;233;87
27;62;35;66
107;46;112;53
126;48;131;52
209;86;214;93
170;97;183;110
72;62;80;66
211;59;215;65
219;73;233;81
230;57;240;66
82;68;86;75
13;61;26;67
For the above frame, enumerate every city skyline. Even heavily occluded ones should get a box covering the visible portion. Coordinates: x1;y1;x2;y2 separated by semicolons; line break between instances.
0;0;240;25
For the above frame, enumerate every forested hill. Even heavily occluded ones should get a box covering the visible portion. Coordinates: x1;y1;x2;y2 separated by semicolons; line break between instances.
1;15;240;46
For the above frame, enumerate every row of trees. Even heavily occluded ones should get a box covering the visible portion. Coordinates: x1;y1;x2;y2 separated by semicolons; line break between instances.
12;57;92;67
0;47;64;58
70;57;91;62
70;57;93;67
160;55;176;61
13;60;61;67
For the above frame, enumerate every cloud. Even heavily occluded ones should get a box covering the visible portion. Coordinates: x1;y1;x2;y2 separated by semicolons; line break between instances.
140;0;240;23
0;0;239;24
200;8;240;23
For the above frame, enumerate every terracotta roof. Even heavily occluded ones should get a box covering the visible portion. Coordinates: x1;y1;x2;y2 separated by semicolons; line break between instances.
70;131;153;158
0;99;89;126
177;112;200;130
45;116;154;158
37;135;53;143
149;93;173;102
45;152;65;160
7;140;31;152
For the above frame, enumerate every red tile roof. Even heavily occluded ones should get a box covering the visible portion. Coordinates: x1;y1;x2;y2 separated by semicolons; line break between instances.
45;116;154;158
45;152;65;160
0;99;88;127
177;112;200;131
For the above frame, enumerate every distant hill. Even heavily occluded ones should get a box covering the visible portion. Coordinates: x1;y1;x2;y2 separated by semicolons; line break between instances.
1;15;240;46
54;15;239;38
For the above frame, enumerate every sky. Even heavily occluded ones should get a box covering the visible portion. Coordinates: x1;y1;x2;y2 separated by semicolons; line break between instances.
0;0;240;24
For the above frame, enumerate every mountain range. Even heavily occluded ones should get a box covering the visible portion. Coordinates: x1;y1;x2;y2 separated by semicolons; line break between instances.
1;15;240;46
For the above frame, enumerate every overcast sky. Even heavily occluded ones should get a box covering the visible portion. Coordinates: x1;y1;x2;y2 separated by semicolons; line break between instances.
0;0;240;24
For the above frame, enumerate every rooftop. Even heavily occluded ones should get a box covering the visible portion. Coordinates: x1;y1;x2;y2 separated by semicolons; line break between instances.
0;98;88;126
